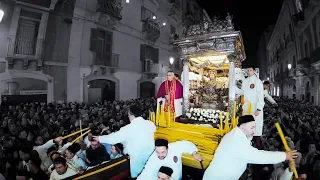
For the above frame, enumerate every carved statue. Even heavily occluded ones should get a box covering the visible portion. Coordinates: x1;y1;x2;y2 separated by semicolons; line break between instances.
196;70;227;109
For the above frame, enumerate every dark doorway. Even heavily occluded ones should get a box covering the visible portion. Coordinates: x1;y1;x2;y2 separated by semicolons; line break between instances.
140;81;155;98
88;79;115;104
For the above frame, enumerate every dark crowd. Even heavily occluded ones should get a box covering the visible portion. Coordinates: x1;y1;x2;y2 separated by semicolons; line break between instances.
251;97;320;180
0;98;156;180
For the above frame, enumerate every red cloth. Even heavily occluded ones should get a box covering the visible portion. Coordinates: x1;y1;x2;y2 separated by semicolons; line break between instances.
156;80;183;99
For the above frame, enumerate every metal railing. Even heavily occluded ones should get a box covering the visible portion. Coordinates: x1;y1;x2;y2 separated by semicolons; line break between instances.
94;53;119;68
97;0;123;20
7;36;45;59
142;59;159;74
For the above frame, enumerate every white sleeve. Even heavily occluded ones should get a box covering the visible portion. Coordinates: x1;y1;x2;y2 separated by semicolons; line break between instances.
171;140;198;155
99;126;130;145
256;80;265;110
137;153;158;180
264;90;277;104
236;143;286;164
236;81;244;95
280;168;293;180
58;142;72;154
35;139;55;152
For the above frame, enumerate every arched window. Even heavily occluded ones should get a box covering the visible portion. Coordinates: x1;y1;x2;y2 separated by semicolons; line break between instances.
293;85;296;92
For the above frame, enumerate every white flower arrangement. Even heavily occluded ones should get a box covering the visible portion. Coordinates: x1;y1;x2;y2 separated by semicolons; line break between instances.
186;108;227;123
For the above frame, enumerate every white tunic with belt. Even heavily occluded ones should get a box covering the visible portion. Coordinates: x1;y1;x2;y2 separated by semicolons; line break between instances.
203;127;287;180
98;117;156;178
137;141;198;180
236;75;265;136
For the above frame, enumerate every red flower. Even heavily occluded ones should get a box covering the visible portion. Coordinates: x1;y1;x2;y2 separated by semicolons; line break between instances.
250;84;255;89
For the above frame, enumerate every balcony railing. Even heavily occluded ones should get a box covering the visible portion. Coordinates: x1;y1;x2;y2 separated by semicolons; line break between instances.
94;53;119;68
142;20;160;42
7;36;45;60
142;59;159;74
97;0;123;20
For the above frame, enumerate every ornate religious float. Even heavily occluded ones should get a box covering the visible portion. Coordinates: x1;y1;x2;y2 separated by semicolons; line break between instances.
150;14;246;169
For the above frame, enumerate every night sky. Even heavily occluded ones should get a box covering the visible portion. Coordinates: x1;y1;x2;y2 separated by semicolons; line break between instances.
197;0;284;66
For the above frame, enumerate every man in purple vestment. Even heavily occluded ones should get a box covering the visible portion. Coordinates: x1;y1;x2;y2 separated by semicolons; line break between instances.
156;71;183;119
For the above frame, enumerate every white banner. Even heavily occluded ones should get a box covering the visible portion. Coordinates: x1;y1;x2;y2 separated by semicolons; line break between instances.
20;90;47;95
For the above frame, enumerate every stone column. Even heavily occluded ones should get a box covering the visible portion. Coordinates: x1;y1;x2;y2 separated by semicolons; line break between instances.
182;58;189;114
227;54;236;118
36;12;49;60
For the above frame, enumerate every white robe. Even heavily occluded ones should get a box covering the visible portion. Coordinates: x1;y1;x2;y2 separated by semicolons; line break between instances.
236;75;265;136
137;141;198;180
157;98;183;117
280;168;293;180
202;127;286;180
264;89;277;104
98;117;156;178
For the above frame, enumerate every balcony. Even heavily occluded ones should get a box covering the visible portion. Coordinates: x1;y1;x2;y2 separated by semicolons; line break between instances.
142;20;160;42
6;36;45;69
142;59;159;76
93;53;119;68
310;47;320;64
97;0;122;20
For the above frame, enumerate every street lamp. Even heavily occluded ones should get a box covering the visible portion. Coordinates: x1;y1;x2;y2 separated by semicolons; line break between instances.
0;9;4;23
169;57;174;65
287;64;292;70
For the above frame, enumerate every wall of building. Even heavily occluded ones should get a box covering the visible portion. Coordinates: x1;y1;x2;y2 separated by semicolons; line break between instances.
266;0;320;104
0;0;206;103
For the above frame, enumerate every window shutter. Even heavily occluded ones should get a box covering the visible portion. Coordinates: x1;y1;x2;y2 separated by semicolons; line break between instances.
152;47;159;64
90;28;98;51
140;44;146;61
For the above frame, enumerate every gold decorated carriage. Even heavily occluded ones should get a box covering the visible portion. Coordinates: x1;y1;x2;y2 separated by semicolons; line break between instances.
149;14;246;169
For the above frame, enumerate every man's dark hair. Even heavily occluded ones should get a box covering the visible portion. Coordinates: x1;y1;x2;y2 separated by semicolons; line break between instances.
263;81;270;85
53;157;66;166
174;74;179;79
129;105;142;117
29;156;42;168
246;64;255;69
155;139;168;148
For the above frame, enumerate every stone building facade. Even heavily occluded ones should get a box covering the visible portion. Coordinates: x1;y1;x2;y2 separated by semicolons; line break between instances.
266;0;320;104
0;0;209;104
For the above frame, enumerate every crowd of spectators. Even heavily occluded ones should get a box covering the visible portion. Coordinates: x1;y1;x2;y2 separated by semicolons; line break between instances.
0;98;156;180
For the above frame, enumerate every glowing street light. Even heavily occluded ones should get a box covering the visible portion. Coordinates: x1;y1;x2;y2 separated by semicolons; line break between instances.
0;9;4;23
169;57;174;65
152;16;156;20
126;0;130;3
162;22;166;26
287;64;292;70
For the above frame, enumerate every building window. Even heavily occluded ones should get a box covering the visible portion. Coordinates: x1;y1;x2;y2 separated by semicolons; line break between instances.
140;44;159;63
141;6;155;21
15;10;41;56
90;28;113;66
293;94;296;99
293;55;296;68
